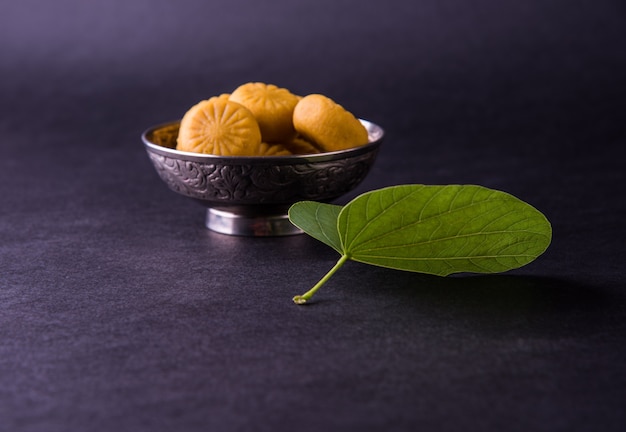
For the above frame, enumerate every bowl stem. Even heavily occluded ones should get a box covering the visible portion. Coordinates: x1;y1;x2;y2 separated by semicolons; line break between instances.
205;207;304;236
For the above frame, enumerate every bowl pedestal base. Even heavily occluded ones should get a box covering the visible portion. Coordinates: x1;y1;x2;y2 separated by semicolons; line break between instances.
205;207;303;236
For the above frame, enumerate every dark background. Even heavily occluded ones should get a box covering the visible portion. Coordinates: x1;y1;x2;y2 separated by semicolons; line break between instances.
1;0;625;431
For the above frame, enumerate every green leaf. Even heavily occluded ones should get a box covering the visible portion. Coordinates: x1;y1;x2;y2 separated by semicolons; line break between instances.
288;184;552;304
288;201;343;254
338;185;552;276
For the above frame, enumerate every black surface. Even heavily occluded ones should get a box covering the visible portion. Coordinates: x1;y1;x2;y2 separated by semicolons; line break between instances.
1;1;625;431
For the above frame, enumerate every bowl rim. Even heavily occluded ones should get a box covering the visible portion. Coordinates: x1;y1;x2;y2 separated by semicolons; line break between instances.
141;118;384;164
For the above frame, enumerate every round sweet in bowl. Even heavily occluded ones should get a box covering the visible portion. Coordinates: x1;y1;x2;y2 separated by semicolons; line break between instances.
141;119;384;236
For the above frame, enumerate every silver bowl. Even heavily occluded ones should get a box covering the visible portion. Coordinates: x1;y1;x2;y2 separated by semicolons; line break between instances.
142;119;384;236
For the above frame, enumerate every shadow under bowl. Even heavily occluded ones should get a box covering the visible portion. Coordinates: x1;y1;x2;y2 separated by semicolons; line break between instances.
142;119;384;236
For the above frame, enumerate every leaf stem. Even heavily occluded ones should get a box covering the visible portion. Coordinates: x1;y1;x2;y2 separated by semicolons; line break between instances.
293;254;349;305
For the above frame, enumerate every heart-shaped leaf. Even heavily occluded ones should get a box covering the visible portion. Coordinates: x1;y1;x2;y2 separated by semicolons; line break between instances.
288;184;552;304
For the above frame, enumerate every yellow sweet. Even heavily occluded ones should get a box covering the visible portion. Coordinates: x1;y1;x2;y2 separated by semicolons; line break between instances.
293;94;368;152
258;142;293;156
229;82;300;143
283;136;321;155
176;97;262;156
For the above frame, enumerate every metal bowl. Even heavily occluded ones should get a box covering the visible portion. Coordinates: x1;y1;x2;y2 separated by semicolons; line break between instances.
142;119;384;236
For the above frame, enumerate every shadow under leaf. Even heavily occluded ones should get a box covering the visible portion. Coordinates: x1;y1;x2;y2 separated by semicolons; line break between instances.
345;265;621;339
